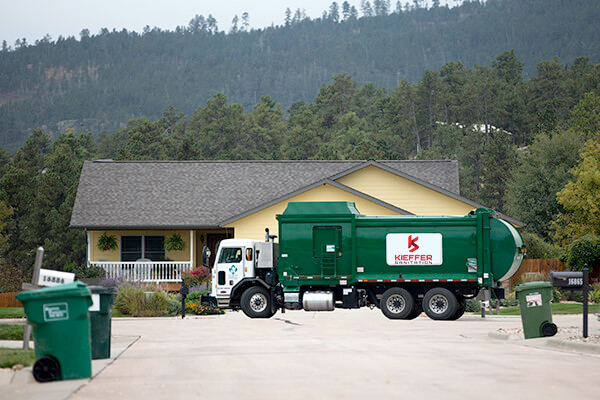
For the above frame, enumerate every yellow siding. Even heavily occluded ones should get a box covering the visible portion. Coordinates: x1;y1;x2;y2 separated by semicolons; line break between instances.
90;230;193;263
335;165;474;215
225;183;400;240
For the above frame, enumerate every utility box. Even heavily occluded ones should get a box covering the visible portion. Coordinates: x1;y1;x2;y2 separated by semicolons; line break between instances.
515;281;557;339
16;282;93;382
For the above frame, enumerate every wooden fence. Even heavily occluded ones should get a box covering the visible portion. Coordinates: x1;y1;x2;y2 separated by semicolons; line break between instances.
508;259;564;288
0;291;22;307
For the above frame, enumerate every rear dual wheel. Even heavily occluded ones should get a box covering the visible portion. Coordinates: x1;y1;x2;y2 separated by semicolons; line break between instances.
423;288;458;320
380;288;415;319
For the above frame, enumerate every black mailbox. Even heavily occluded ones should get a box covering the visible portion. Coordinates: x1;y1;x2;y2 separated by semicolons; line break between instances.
551;271;584;289
180;285;189;296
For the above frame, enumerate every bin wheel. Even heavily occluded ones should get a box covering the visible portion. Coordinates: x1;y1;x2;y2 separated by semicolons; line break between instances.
542;322;558;337
33;356;60;383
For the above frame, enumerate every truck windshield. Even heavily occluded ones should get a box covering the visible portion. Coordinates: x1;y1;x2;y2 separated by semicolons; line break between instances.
218;248;242;263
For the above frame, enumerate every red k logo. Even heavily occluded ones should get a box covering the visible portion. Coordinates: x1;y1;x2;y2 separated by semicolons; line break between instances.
408;235;419;252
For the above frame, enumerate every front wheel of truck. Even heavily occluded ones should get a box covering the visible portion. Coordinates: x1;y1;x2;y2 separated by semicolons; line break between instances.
241;286;274;318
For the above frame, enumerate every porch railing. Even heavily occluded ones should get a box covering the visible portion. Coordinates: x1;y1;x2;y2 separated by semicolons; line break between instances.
91;261;193;283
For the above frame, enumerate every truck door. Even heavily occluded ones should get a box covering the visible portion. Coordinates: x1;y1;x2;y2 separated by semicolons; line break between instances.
215;247;244;298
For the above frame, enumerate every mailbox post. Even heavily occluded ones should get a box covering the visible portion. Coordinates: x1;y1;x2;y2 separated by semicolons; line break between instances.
180;278;189;319
551;266;591;338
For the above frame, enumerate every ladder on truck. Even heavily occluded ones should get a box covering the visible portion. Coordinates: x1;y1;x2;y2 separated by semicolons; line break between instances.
319;248;337;278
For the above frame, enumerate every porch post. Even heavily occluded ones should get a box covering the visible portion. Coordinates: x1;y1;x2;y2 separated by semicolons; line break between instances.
190;230;194;268
87;231;91;268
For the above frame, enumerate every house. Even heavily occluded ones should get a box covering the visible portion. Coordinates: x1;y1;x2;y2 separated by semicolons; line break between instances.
70;160;522;283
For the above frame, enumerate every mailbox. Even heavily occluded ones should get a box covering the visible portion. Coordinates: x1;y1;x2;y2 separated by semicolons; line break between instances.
551;267;592;338
551;271;584;289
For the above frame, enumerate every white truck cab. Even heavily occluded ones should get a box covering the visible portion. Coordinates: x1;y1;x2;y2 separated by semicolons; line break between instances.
212;239;259;307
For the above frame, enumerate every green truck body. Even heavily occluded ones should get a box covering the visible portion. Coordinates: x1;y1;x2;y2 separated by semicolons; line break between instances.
208;201;525;320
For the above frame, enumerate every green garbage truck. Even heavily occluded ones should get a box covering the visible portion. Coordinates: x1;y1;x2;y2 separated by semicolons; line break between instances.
205;201;525;320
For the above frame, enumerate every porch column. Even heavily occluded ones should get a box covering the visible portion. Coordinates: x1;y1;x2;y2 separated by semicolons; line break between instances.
190;230;194;268
87;231;91;268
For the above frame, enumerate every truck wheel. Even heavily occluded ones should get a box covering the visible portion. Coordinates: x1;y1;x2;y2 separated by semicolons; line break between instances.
241;286;274;318
380;288;415;319
423;288;458;320
449;296;466;320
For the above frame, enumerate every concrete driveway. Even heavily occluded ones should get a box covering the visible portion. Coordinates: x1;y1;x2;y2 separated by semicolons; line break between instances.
3;309;600;399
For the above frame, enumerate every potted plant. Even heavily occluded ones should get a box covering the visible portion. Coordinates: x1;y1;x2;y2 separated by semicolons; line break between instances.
97;232;118;251
166;233;185;251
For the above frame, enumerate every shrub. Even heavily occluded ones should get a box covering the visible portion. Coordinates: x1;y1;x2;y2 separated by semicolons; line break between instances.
500;291;519;307
590;284;600;304
565;234;600;273
521;232;564;259
114;283;171;317
465;299;480;312
64;263;106;280
182;267;208;287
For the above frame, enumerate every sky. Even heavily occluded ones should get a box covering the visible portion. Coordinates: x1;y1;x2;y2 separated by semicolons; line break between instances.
0;0;461;45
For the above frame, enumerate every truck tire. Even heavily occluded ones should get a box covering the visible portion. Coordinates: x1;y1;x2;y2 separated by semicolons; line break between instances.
241;286;274;318
449;296;466;320
380;288;415;319
423;288;458;320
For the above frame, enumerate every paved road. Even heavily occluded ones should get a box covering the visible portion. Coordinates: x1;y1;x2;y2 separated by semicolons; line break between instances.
3;310;600;399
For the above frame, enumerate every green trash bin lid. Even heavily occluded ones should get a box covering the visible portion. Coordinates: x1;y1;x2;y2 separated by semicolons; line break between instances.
514;281;553;293
16;281;91;302
88;286;117;295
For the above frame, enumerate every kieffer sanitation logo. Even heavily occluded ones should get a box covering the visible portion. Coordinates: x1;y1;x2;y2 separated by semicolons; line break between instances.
386;233;443;265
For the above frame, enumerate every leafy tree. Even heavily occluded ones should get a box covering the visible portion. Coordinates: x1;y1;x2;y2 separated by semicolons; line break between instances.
187;92;246;159
36;131;96;270
505;128;582;239
554;141;600;241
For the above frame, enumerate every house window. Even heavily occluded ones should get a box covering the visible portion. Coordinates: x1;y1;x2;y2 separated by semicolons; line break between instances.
121;235;165;261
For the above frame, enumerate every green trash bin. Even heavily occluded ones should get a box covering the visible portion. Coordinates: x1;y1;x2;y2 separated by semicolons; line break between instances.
88;286;117;359
515;281;557;339
16;282;92;382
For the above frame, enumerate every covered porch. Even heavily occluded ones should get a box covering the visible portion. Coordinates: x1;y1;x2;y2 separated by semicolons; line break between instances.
86;228;232;283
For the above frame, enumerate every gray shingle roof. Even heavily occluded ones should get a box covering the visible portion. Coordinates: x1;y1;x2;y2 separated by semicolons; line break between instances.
70;160;462;229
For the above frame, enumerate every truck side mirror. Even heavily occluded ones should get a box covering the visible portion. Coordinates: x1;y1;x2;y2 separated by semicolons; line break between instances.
202;246;212;269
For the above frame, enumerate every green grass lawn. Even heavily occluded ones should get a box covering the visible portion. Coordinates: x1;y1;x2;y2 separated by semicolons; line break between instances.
0;348;35;368
0;307;25;319
0;324;25;340
499;302;600;316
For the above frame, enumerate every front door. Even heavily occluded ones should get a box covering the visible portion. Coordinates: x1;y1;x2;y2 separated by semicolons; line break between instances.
215;246;245;299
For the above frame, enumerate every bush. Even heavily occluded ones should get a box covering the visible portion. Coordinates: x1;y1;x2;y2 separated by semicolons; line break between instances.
465;299;480;312
590;284;600;303
521;232;564;259
565;234;600;273
182;267;208;287
500;291;519;307
64;263;106;280
114;283;171;317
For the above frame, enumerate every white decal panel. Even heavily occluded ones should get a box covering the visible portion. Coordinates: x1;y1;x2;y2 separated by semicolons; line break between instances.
386;233;443;266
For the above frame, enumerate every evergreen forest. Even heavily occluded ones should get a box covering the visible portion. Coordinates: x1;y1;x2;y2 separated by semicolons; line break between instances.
1;0;600;290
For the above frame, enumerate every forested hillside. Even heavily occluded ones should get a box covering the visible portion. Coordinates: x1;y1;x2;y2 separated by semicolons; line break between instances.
1;0;599;151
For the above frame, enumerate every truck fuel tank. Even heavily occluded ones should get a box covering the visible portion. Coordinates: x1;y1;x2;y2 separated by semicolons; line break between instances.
302;291;335;311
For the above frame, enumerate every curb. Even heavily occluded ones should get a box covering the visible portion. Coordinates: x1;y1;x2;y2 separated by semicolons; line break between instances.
488;331;600;355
